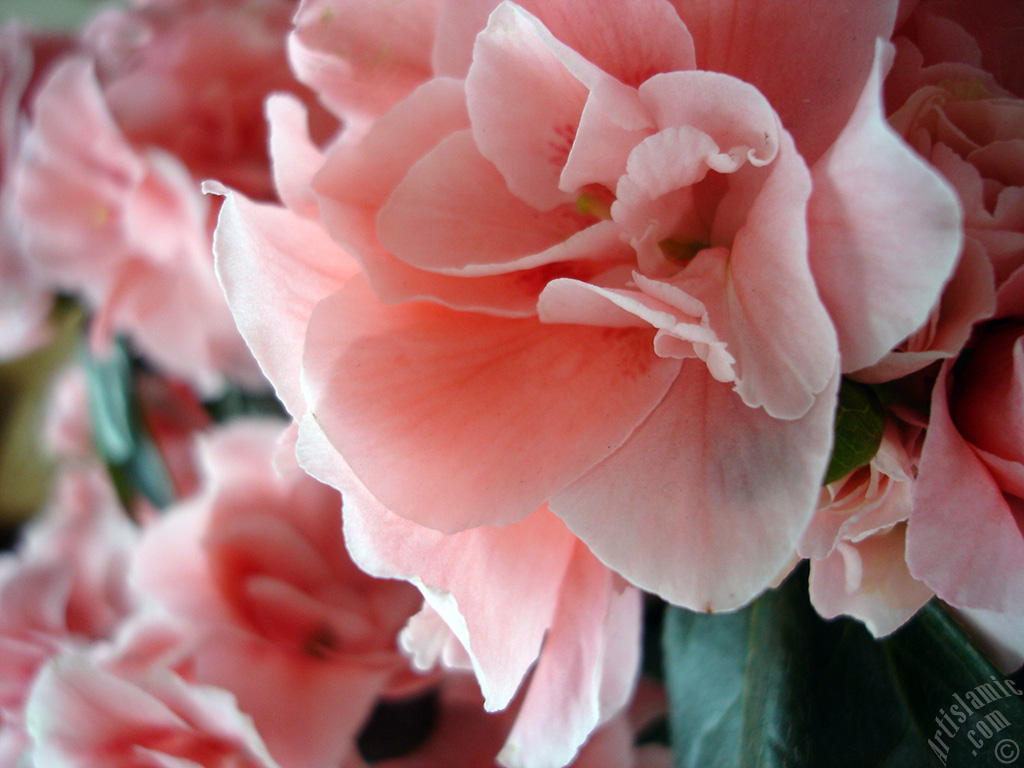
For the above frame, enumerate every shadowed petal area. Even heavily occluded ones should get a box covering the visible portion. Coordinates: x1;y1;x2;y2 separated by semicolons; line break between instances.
550;362;839;612
809;526;933;637
908;361;1024;612
301;276;680;533
808;41;963;373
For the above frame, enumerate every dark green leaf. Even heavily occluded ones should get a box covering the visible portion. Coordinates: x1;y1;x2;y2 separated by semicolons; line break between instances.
824;379;886;485
883;602;1024;768
82;338;138;464
662;565;1024;768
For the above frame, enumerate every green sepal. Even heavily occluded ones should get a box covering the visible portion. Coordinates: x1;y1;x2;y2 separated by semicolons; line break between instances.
823;379;886;485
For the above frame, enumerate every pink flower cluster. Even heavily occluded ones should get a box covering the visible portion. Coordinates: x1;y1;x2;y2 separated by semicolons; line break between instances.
0;0;1022;765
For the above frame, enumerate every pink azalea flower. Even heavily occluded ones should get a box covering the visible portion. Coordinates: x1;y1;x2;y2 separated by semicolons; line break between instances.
11;0;332;393
214;1;963;764
0;468;140;767
132;419;425;768
802;416;935;636
855;0;1024;382
0;23;73;360
25;653;283;768
908;265;1024;667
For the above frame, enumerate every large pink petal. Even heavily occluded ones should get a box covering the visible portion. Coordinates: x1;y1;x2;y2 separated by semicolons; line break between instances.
313;77;469;212
853;236;996;383
213;190;358;417
377;130;604;274
908;361;1024;612
670;0;899;164
499;543;641;768
808;41;962;373
550;361;839;612
637;71;780;166
296;415;575;712
301;276;680;532
433;0;694;85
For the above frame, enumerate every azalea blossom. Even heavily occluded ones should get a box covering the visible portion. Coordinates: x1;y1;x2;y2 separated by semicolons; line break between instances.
908;266;1024;667
26;654;283;768
0;468;139;767
214;0;961;764
10;0;332;393
132;419;426;768
802;415;934;636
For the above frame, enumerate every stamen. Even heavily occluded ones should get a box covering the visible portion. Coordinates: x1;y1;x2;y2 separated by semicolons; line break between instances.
576;192;612;221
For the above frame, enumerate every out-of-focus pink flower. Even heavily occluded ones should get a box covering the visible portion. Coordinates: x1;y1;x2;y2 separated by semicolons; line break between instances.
0;467;139;767
908;265;1024;669
0;23;73;360
25;653;282;768
801;417;934;636
856;0;1024;382
132;419;424;768
11;0;333;393
42;362;210;500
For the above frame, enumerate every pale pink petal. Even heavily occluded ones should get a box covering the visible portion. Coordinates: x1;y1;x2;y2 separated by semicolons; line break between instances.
313;77;469;213
908;361;1024;612
853;236;996;383
516;0;695;88
212;189;358;417
550;362;839;612
808;40;963;373
377;131;612;275
637;71;780;166
560;77;653;194
26;655;282;768
265;95;325;218
466;3;591;211
289;0;441;133
669;0;899;163
433;0;695;86
499;544;641;768
301;276;680;532
809;526;934;637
